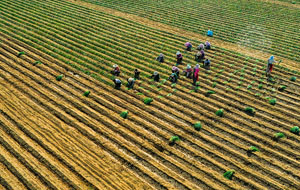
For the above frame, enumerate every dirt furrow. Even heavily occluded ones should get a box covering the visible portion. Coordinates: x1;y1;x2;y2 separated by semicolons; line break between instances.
0;48;290;189
0;79;153;190
0;13;300;190
0;58;174;190
1;35;298;189
0;162;23;190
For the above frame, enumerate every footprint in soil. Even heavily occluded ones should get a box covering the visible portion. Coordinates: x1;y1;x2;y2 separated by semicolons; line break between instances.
154;144;164;152
246;151;253;157
243;160;252;165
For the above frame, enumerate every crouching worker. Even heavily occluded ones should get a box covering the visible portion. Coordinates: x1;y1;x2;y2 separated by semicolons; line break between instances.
134;69;140;79
203;59;211;69
111;64;120;76
156;53;165;63
113;78;122;89
183;64;193;79
172;66;180;79
127;78;135;89
205;41;211;50
168;73;177;83
195;50;205;62
176;51;183;65
197;44;204;51
185;42;192;51
150;71;160;82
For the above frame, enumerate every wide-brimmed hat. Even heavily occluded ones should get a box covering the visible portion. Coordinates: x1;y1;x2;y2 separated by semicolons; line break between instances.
128;78;134;82
113;64;118;68
154;71;158;75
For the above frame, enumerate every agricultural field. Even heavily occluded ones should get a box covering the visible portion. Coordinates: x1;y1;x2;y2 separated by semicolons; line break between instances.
0;0;299;189
80;0;300;62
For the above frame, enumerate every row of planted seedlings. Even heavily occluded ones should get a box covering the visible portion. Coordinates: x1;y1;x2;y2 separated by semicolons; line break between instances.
195;46;300;103
211;48;300;92
43;0;300;62
0;20;284;189
2;2;300;155
2;3;300;160
17;0;300;77
24;0;300;111
212;48;300;96
3;40;284;190
0;116;74;190
198;53;300;114
42;3;300;131
3;20;298;190
12;39;254;190
13;0;300;119
0;84;99;190
0;30;237;189
77;0;300;61
0;42;239;190
215;46;300;77
11;30;300;189
0;51;176;190
79;0;299;39
0;26;260;190
2;26;300;189
7;0;300;153
79;0;300;63
2;3;300;186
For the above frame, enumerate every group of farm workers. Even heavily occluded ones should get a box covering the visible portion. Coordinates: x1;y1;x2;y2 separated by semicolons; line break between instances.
112;41;212;89
111;39;277;89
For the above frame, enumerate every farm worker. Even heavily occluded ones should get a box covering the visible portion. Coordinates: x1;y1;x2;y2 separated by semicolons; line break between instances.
176;51;183;65
112;64;120;76
195;51;201;62
203;58;211;69
195;50;205;62
134;69;140;79
197;43;204;50
150;71;160;82
266;55;277;76
113;78;122;89
205;41;211;50
172;66;180;79
207;30;213;37
193;64;200;85
168;73;177;83
127;78;135;89
183;64;193;78
185;42;192;51
156;53;165;63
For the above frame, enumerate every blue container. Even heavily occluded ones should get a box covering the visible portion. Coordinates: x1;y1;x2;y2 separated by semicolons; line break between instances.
207;30;213;37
